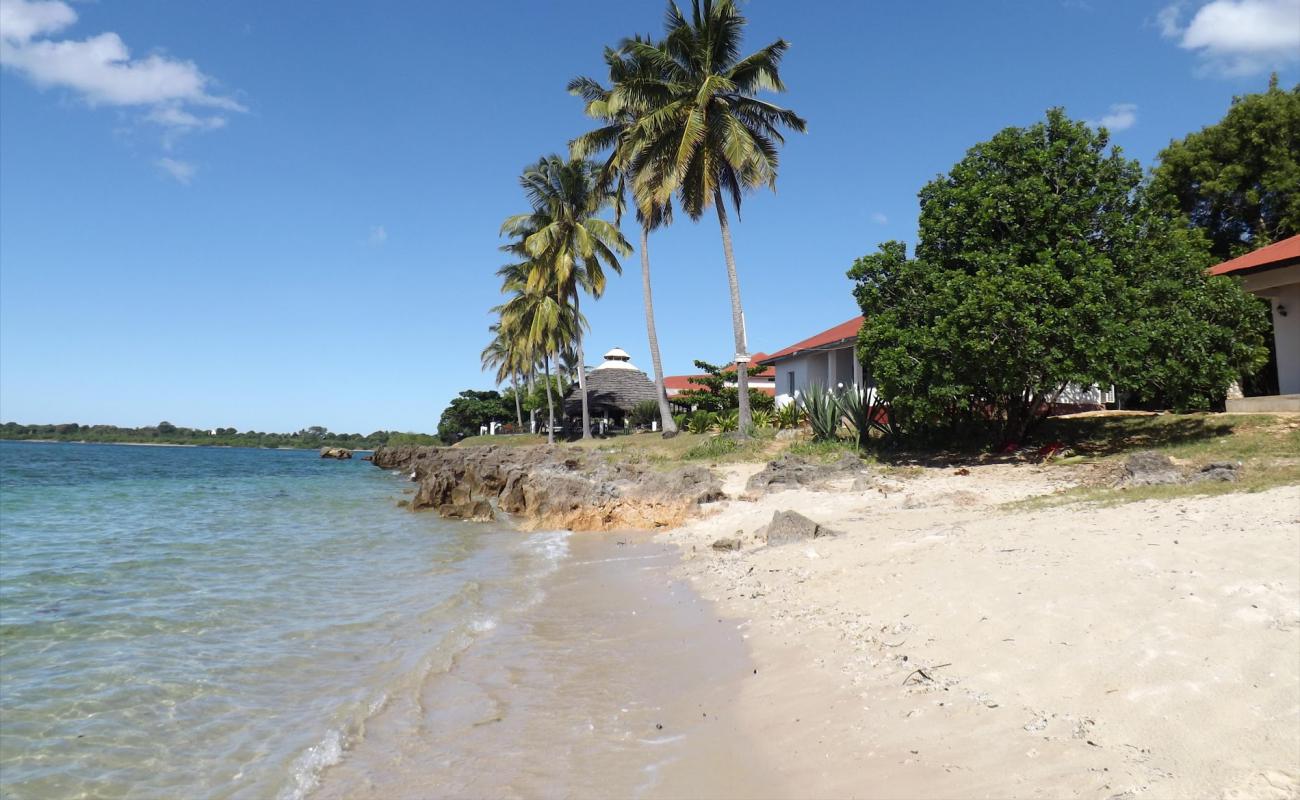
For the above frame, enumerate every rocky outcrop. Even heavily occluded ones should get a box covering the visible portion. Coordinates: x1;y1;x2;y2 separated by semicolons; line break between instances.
320;447;353;459
761;510;841;545
1118;451;1241;486
746;452;867;495
370;445;724;532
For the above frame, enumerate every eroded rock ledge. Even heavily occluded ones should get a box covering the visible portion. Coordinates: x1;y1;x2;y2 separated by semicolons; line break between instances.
371;445;724;531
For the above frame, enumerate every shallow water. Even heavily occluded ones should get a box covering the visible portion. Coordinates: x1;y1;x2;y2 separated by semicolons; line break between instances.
0;441;568;799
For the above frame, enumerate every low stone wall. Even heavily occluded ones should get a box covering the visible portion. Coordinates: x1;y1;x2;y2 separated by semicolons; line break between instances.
371;445;725;532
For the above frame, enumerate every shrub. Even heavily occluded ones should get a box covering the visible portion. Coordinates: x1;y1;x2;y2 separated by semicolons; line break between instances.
799;384;841;442
630;399;660;427
775;401;804;430
750;409;773;430
716;409;739;433
686;410;717;434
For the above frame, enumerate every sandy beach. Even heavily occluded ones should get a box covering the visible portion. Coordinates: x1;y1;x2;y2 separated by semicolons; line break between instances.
665;462;1300;799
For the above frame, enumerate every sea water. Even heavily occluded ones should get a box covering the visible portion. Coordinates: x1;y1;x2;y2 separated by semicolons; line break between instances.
0;441;570;799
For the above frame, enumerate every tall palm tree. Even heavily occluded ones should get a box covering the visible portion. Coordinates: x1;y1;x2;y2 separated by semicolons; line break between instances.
570;40;680;435
501;156;631;440
481;323;525;428
494;258;586;445
618;0;805;434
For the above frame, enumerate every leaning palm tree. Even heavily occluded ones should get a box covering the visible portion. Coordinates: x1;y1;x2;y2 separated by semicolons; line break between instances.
569;40;680;435
619;0;806;434
501;156;631;439
494;262;586;445
481;323;526;429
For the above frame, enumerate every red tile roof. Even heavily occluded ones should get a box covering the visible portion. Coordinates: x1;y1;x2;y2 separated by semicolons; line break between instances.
759;316;865;364
1210;235;1300;276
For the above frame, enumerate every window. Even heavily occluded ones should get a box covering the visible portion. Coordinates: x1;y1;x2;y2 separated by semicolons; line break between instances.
787;371;796;394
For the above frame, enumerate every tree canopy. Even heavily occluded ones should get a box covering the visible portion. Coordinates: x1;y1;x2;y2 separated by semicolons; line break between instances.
850;109;1269;443
435;390;515;444
1150;75;1300;259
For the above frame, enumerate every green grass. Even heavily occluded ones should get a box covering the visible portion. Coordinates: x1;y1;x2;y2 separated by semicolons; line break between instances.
453;434;547;448
786;437;868;463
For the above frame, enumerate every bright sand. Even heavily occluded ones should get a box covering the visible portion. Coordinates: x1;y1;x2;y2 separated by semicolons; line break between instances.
666;463;1300;799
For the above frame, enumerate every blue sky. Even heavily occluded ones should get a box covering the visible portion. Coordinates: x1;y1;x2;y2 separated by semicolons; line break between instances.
1;0;1296;433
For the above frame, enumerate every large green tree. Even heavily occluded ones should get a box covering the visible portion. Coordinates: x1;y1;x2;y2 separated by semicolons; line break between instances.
501;156;630;440
618;0;805;436
435;390;514;444
850;109;1268;443
1151;75;1300;259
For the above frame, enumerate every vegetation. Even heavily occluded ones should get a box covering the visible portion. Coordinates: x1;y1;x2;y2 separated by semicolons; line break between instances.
501;156;630;440
850;109;1269;445
799;384;841;442
1150;75;1299;260
436;390;516;444
0;422;436;449
671;359;775;414
611;0;806;436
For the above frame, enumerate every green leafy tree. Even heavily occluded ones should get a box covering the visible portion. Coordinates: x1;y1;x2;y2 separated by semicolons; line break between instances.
672;359;774;414
435;390;514;444
1150;75;1300;259
619;0;805;436
850;109;1268;443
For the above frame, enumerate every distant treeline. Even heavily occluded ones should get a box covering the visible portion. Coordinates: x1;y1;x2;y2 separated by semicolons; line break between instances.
0;422;439;450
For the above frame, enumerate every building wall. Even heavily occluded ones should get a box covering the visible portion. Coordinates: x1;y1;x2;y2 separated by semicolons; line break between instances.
772;346;874;407
1271;283;1300;394
1240;265;1300;396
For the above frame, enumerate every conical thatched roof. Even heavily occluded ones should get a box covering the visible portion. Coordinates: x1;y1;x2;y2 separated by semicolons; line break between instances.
564;352;660;417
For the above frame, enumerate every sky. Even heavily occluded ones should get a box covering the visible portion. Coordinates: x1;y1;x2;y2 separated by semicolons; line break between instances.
1;0;1297;433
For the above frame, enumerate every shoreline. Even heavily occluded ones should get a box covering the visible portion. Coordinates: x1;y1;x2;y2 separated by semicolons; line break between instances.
1;438;371;452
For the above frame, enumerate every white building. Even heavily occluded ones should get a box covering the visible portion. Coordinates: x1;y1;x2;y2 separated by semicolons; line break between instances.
1215;235;1300;411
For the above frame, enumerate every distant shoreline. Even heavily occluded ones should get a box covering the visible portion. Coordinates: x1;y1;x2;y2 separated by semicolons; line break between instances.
1;439;371;452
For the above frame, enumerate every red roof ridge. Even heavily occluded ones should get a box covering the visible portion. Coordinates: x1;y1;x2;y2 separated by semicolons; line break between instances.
1209;234;1300;276
759;315;865;364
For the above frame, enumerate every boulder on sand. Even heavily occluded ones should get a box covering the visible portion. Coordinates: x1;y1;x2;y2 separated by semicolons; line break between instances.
761;510;841;546
1194;461;1240;483
746;453;866;495
320;447;353;460
1119;451;1181;486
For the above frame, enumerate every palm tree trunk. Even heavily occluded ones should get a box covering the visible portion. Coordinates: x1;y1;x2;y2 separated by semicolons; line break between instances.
512;371;523;429
640;225;678;435
543;354;556;445
713;188;751;436
572;292;593;440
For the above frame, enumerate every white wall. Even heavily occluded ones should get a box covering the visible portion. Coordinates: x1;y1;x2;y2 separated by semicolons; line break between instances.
772;346;872;407
1271;283;1300;395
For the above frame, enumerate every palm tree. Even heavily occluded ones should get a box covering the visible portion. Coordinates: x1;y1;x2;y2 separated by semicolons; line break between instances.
481;323;525;429
618;0;805;434
570;40;680;435
494;259;586;445
501;156;631;440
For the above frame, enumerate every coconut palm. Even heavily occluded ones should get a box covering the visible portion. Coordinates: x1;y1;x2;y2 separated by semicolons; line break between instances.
618;0;805;434
480;323;526;429
494;259;586;445
501;156;631;440
570;41;681;436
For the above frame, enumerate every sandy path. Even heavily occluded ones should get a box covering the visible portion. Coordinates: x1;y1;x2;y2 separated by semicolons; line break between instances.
668;463;1300;799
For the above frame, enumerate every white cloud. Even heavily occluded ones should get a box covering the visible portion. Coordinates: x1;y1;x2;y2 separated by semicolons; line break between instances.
155;157;195;184
1158;0;1300;75
0;0;243;134
368;225;388;246
870;212;888;225
1088;103;1138;131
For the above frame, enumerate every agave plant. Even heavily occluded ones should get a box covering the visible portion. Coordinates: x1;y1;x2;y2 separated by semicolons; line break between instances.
750;409;773;430
840;384;895;447
685;410;716;434
799;384;841;442
775;401;804;430
716;409;740;433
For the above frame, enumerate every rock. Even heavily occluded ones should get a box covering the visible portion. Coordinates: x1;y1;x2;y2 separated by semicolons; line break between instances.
1119;451;1182;486
746;453;866;495
1195;461;1240;483
319;446;352;459
711;537;742;551
761;510;840;546
367;443;724;531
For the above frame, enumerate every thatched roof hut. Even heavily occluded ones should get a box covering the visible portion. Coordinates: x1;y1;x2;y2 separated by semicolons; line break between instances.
563;347;660;421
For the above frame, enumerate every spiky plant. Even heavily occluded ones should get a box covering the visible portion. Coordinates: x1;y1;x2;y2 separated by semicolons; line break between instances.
799;384;841;442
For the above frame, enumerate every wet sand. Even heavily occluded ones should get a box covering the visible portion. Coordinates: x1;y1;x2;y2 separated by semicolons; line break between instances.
315;532;785;799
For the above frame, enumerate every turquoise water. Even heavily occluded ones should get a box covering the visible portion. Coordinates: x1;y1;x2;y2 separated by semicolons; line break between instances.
0;441;565;799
